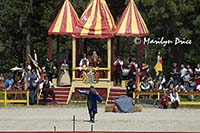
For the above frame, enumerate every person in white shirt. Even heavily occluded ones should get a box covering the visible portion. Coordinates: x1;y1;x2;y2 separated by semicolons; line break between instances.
170;88;180;109
79;53;89;70
180;64;187;85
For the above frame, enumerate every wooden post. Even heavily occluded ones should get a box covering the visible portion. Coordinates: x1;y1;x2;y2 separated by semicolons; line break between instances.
27;90;30;106
72;37;76;80
111;38;114;81
107;39;111;81
139;37;143;71
48;36;53;61
157;92;160;100
4;91;7;106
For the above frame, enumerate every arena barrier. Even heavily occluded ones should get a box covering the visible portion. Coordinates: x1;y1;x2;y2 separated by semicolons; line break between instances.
0;90;29;106
0;131;198;133
134;91;200;105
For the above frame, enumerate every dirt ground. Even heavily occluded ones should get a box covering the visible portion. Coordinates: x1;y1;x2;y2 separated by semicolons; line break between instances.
0;105;200;132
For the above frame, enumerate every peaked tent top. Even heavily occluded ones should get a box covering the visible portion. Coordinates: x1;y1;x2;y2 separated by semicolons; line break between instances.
115;0;149;37
73;0;116;38
48;0;79;35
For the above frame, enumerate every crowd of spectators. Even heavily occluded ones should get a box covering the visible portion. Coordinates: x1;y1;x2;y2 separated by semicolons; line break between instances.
125;62;200;93
0;60;56;105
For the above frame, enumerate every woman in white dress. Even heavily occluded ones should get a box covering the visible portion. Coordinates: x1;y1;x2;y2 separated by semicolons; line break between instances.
57;59;71;86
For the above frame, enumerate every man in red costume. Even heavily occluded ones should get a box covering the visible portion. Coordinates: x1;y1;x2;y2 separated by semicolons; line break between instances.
113;56;123;86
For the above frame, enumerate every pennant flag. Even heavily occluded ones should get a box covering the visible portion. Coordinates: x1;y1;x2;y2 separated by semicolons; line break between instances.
154;57;163;75
28;54;42;74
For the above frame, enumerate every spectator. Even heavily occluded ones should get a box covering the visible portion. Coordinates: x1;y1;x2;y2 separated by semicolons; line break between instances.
160;91;169;109
126;78;135;97
113;56;123;86
42;76;56;105
128;57;138;80
194;64;200;91
169;88;180;109
3;76;14;90
170;63;179;86
180;64;187;85
194;64;200;78
78;85;102;123
183;71;191;91
166;77;175;90
79;53;89;70
188;77;195;101
28;70;39;105
0;74;5;89
186;65;193;76
154;72;166;91
90;51;102;68
140;72;153;91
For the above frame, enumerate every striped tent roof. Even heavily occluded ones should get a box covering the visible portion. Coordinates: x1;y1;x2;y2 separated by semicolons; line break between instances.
48;0;79;35
115;0;149;37
73;0;116;38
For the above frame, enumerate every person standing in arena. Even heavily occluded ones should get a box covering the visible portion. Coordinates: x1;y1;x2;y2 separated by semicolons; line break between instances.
78;85;102;123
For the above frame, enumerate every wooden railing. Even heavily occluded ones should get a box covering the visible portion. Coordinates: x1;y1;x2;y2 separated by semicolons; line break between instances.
73;67;110;79
0;90;29;106
134;91;200;105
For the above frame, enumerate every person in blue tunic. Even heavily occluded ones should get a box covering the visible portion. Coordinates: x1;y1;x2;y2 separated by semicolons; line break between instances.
78;85;102;123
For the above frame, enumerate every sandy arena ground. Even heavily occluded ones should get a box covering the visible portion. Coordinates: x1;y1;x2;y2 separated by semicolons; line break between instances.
0;105;200;132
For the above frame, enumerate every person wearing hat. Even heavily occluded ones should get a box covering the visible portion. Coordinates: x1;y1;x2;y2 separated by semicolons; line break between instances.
78;86;102;123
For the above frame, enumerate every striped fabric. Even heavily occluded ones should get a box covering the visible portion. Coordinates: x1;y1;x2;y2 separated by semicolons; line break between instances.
115;0;149;37
48;0;79;35
73;0;116;38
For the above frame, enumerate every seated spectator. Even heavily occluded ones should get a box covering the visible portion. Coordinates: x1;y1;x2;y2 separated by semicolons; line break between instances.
160;91;169;109
186;65;193;76
3;76;14;90
0;73;5;89
79;53;89;70
154;72;166;91
90;51;102;68
194;64;200;78
169;88;180;109
183;71;191;91
170;63;179;86
41;76;56;105
126;78;135;98
180;64;187;85
166;77;175;90
197;84;200;91
140;77;151;91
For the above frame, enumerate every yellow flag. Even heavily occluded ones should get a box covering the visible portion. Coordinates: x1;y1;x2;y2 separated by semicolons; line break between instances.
154;57;163;75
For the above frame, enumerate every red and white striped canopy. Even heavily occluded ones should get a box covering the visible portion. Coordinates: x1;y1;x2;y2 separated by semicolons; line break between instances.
115;0;149;37
73;0;116;38
48;0;79;35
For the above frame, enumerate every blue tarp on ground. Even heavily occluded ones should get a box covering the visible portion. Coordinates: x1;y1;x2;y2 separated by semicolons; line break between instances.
115;96;134;113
